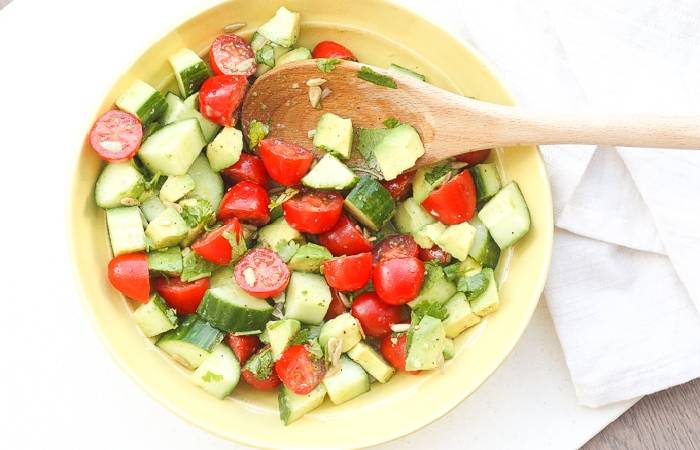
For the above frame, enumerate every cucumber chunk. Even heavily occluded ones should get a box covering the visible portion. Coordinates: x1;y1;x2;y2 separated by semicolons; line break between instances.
313;113;354;160
145;207;189;249
372;124;425;181
186;155;224;211
469;268;499;317
157;315;224;369
257;217;303;249
344;176;395;231
347;342;395;383
147;247;183;275
106;206;146;256
470;163;502;203
206;127;243;171
434;222;477;262
133;293;178;337
275;47;312;65
408;263;457;308
192;343;241;399
442;338;456;360
95;162;146;209
168;48;211;98
406;315;446;371
302;154;358;190
115;79;167;124
412;164;450;203
393;197;435;234
267;319;301;360
388;63;426;82
477;182;531;249
284;272;332;325
138;118;206;176
322;356;370;405
278;384;326;425
183;92;199;109
287;243;332;272
197;267;274;332
442;292;481;338
160;174;195;203
318;313;362;354
468;217;501;269
162;92;221;143
257;6;301;48
140;196;166;222
251;32;291;76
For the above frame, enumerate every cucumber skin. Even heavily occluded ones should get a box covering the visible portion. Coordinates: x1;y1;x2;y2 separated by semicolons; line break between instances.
178;62;211;98
157;315;223;351
197;290;273;333
344;176;396;231
137;92;168;125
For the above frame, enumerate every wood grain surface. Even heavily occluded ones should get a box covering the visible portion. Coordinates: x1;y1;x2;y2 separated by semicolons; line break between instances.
1;0;696;448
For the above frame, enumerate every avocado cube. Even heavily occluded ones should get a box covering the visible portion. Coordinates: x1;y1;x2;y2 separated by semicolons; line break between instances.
372;124;425;181
257;6;300;47
442;292;481;338
267;319;301;360
206;127;243;171
257;217;303;249
393;197;435;234
435;222;477;262
313;113;354;160
347;342;395;383
288;243;333;272
319;313;363;354
276;47;312;65
322;356;370;405
278;384;327;425
160;174;196;203
442;338;456;360
469;269;499;317
145;207;189;249
405;316;446;371
147;247;183;275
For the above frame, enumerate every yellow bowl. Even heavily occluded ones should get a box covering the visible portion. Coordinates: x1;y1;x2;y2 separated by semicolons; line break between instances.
69;0;553;448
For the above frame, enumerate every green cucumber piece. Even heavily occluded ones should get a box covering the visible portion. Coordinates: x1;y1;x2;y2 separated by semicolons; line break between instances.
197;267;273;332
302;154;358;190
468;268;499;317
442;292;481;339
347;342;395;383
388;63;426;82
412;164;450;203
162;92;221;143
284;272;332;325
116;79;167;124
408;263;457;308
186;155;224;212
287;243;332;272
313;113;354;160
442;338;455;360
159;174;195;203
140;196;166;222
278;384;327;425
275;47;312;65
406;315;446;371
257;217;303;249
147;247;183;275
468;217;501;269
95;162;146;209
192;343;240;399
138;118;206;176
356;127;390;170
393;197;435;234
145;207;189;249
344;176;395;231
477;182;531;249
183;92;199;109
318;313;362;354
322;356;370;405
132;293;178;337
470;163;502;203
267;319;301;360
257;6;301;48
157;315;224;369
106;206;146;256
168;48;211;98
206;127;243;171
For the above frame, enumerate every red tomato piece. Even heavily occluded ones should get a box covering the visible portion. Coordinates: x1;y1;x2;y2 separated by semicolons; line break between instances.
107;252;150;303
322;252;373;292
218;181;270;225
318;215;373;256
324;289;348;320
421;170;477;225
373;234;419;264
225;334;260;365
234;248;290;298
274;344;326;395
373;257;425;305
455;149;491;166
283;190;343;234
351;292;404;339
199;74;248;127
152;277;209;314
380;334;419;374
418;245;452;265
258;138;314;186
210;34;256;76
311;40;357;61
241;367;281;390
221;153;269;186
89;110;142;162
192;219;243;265
380;171;414;201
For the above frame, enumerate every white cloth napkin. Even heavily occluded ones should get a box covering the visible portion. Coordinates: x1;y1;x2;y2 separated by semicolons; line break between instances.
403;0;700;407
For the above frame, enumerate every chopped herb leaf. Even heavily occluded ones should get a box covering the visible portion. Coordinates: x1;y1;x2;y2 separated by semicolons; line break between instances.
423;164;451;186
383;117;401;128
255;44;275;67
357;66;397;88
269;187;299;211
411;300;449;326
457;269;492;301
307;339;324;361
248;119;270;149
201;371;223;382
244;347;274;380
223;230;247;263
316;58;341;73
181;249;217;282
289;328;311;346
180;198;214;228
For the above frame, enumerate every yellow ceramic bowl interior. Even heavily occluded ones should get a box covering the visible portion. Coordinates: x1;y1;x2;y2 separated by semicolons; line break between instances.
69;0;553;448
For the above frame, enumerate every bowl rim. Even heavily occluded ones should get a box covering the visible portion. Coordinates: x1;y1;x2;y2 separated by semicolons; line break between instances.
66;0;553;447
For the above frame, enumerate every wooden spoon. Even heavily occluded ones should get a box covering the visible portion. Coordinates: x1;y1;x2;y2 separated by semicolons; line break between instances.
241;60;700;170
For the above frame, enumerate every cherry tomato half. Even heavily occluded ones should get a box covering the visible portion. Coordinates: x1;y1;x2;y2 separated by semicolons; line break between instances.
421;170;477;225
218;181;270;225
351;292;404;339
283;190;343;234
275;344;326;395
107;252;150;303
242;367;281;390
324;289;348;320
322;252;373;292
380;334;419;374
380;171;414;201
152;277;210;314
418;245;452;265
89;110;142;162
192;219;243;265
311;40;357;61
258;138;314;186
318;215;372;256
234;248;290;298
210;34;256;76
221;153;269;187
225;333;260;365
199;74;248;127
455;149;491;166
373;257;425;305
373;234;419;264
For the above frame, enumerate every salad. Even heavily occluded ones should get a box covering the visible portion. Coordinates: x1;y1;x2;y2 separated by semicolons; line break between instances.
90;6;531;425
